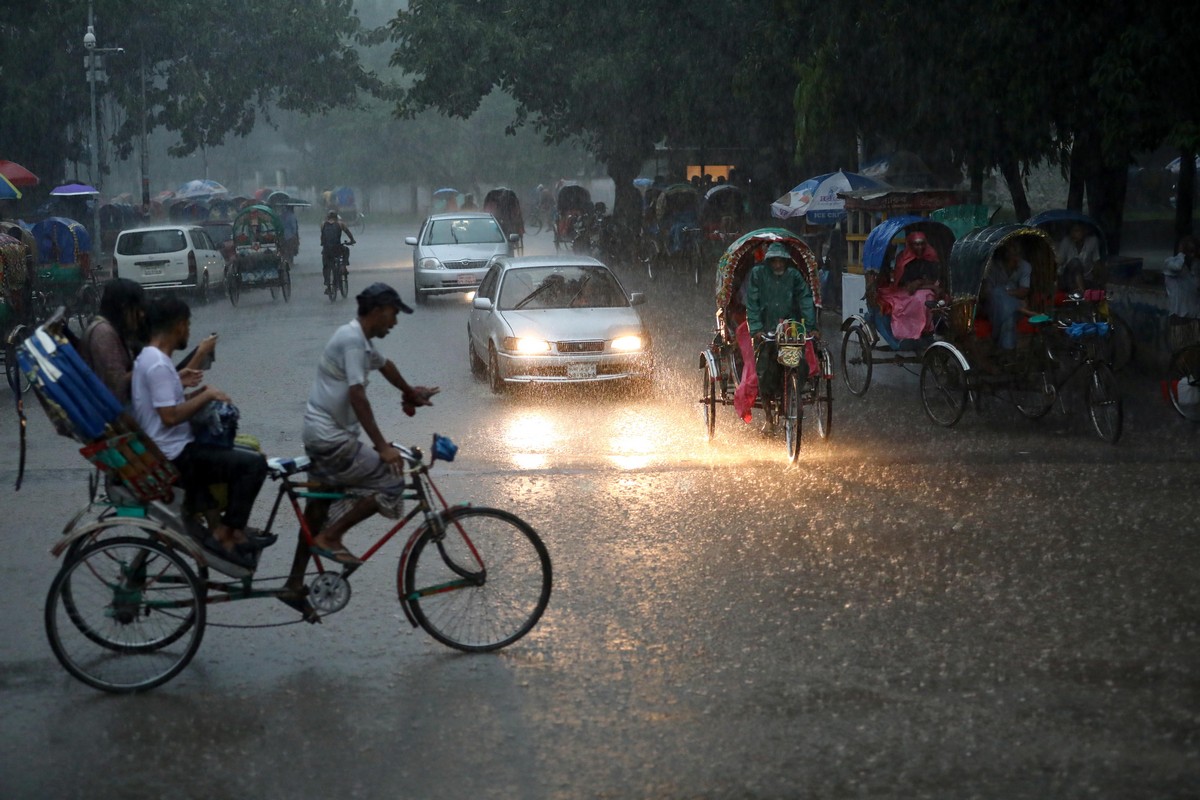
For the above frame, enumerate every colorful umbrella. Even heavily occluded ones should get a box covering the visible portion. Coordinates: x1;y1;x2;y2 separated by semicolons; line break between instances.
770;170;889;224
50;183;99;196
0;160;39;188
0;175;21;201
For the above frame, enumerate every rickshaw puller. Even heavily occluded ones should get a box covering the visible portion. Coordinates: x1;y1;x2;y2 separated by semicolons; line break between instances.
746;242;817;399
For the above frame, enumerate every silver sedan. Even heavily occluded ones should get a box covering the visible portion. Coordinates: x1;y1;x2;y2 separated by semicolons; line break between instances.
467;255;654;392
405;212;517;304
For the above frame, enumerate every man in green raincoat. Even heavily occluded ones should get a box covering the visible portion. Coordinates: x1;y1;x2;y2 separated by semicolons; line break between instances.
745;241;816;398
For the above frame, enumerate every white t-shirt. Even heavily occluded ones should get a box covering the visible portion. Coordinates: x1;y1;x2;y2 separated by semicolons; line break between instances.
302;319;387;449
132;346;193;460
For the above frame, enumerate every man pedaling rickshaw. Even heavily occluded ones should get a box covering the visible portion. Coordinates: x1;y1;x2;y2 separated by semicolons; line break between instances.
746;242;818;400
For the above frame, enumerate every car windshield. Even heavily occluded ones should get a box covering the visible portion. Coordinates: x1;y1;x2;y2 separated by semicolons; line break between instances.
425;217;505;246
116;229;186;256
499;266;627;311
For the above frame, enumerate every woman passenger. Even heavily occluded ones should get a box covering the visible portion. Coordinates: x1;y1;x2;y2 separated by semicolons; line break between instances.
80;278;147;406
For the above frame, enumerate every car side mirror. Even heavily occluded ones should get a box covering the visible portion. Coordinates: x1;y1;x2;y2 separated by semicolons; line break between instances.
629;292;646;306
472;296;493;311
404;236;418;246
508;233;519;243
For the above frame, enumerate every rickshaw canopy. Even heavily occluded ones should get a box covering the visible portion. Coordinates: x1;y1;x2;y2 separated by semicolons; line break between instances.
655;183;700;221
557;184;591;213
1025;210;1110;259
861;215;956;272
233;204;283;248
947;223;1055;304
483;187;524;235
715;228;821;311
31;217;90;265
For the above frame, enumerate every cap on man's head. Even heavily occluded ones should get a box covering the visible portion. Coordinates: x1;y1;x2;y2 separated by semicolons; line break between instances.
357;282;414;314
764;242;792;262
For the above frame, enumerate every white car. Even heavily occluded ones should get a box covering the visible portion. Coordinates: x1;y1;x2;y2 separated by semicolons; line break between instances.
112;225;224;302
467;255;654;392
406;212;517;304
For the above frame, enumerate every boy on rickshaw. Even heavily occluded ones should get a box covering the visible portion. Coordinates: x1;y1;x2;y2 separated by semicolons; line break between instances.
746;242;817;400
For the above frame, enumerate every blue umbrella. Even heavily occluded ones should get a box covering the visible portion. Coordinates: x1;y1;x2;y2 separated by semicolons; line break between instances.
0;175;21;200
770;170;889;224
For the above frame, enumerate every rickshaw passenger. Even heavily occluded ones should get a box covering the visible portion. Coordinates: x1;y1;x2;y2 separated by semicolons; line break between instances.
746;242;817;398
985;244;1032;350
131;296;267;569
876;231;941;347
1056;222;1103;293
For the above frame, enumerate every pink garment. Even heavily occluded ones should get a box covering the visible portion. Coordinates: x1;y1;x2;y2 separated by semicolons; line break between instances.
733;320;757;423
877;286;936;339
892;231;940;288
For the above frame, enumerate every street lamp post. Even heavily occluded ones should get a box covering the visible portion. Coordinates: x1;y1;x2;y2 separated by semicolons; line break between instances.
83;1;122;269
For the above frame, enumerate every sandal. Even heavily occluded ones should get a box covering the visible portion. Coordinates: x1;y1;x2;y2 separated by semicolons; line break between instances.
201;533;256;570
309;543;363;567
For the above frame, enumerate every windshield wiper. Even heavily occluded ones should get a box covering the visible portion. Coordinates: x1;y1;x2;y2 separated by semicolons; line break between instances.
514;282;554;310
567;276;591;307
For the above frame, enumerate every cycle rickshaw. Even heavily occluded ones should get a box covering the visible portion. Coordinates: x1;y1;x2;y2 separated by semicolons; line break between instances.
698;228;833;462
840;215;956;396
1026;209;1134;370
484;187;525;254
646;183;703;284
554;184;592;253
918;224;1123;443
227;203;291;306
14;309;552;693
1;227;35;390
30;216;99;328
700;183;748;250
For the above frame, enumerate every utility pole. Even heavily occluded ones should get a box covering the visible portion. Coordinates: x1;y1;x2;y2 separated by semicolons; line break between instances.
141;53;149;211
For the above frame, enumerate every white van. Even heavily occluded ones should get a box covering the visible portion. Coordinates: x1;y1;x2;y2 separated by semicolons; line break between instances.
112;225;224;302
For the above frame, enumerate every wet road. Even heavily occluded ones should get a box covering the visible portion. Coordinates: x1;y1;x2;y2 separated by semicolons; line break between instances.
1;224;1198;799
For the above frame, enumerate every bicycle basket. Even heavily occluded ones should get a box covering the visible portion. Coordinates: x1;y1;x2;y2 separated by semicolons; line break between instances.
777;345;804;368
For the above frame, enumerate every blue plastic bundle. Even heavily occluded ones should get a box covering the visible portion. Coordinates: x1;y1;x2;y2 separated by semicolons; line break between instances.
17;328;122;441
1065;321;1110;341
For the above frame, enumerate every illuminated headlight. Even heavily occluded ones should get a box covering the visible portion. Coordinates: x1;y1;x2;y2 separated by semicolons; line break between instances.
418;257;444;270
503;337;551;354
611;335;643;352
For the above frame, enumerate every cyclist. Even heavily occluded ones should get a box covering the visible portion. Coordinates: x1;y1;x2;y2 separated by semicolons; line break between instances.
320;210;356;293
299;282;438;567
746;242;817;401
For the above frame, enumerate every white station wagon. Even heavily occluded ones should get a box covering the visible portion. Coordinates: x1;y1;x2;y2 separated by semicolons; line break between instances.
112;225;224;302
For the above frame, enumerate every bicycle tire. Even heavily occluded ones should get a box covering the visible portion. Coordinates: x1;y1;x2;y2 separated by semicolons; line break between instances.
281;265;292;302
1087;363;1123;444
814;346;833;439
46;536;205;693
402;507;551;652
354;213;365;235
1168;344;1200;422
840;325;872;396
702;363;717;439
920;346;968;427
227;268;241;306
338;264;349;298
784;368;802;463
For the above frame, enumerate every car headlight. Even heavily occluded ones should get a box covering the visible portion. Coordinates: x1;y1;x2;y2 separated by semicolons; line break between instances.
503;337;551;354
418;257;444;271
611;335;643;352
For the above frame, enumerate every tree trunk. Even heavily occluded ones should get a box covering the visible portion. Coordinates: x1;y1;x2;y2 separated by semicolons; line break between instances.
606;153;642;228
1175;147;1196;244
1085;153;1130;254
1067;133;1088;211
999;155;1031;222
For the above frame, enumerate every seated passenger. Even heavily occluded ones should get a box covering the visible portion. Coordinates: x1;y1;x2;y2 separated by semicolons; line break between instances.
1057;222;1104;293
985;244;1032;351
131;296;267;569
876;231;942;348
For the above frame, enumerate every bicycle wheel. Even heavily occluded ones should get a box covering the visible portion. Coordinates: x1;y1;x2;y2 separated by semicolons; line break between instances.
920;346;968;427
529;214;543;235
328;261;339;303
354;212;365;235
338;264;349;298
46;536;205;693
690;240;702;287
402;507;551;652
840;325;872;396
813;347;833;439
1168;344;1200;422
1087;363;1123;444
280;265;292;302
701;364;717;439
783;368;803;463
227;268;241;306
1106;313;1134;371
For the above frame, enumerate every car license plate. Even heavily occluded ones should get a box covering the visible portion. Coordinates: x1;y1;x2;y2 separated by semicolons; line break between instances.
567;362;596;379
456;273;478;285
141;266;164;276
